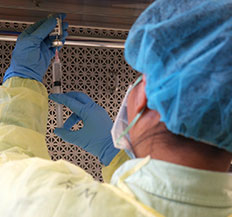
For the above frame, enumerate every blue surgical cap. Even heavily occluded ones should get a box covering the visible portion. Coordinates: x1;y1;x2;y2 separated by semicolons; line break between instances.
125;0;232;152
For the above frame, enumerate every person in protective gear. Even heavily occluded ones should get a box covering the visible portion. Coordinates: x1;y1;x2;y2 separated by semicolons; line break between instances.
1;0;232;217
0;13;162;217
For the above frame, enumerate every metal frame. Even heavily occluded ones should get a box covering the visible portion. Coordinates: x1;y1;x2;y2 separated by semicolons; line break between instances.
0;34;125;48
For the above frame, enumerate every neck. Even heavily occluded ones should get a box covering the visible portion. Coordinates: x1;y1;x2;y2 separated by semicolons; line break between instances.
132;111;232;172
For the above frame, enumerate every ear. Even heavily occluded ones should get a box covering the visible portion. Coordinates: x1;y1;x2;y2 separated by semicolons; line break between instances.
135;75;147;113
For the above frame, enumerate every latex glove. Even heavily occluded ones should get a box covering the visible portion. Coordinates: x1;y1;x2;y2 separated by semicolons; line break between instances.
3;14;68;83
49;92;120;166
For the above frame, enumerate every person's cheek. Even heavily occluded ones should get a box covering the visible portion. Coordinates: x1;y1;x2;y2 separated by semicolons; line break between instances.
127;87;140;146
127;89;136;125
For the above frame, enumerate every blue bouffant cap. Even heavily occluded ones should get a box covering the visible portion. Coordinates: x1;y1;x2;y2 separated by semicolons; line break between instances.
125;0;232;151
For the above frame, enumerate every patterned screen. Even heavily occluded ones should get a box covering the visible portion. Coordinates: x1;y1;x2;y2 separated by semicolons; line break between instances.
0;22;139;181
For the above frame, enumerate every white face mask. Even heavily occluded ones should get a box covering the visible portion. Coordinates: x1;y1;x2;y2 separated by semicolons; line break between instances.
111;75;145;159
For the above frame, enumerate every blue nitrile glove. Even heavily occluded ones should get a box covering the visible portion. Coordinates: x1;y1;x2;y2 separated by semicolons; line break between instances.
3;14;68;83
49;92;120;166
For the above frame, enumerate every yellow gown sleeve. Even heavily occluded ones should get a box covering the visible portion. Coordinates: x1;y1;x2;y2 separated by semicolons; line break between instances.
0;77;50;161
102;150;130;183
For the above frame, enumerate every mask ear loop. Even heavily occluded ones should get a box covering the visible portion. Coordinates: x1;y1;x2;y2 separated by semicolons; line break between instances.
115;75;144;150
116;108;146;146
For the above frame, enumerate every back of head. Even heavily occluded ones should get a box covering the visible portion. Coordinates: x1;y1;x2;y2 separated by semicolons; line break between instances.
125;0;232;153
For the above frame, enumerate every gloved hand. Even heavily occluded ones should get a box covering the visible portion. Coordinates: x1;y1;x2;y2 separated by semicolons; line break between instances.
3;14;68;83
49;92;120;166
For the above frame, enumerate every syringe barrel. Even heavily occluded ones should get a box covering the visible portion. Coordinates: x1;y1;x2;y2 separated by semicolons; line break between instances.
53;75;63;128
52;53;63;128
52;61;62;83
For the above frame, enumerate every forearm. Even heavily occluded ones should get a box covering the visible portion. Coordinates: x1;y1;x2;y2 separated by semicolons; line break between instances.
0;77;50;159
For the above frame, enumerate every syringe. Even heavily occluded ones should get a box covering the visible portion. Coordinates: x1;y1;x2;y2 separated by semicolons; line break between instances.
53;49;63;128
51;16;64;128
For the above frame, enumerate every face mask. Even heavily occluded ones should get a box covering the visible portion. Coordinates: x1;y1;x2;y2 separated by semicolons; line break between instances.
111;75;145;159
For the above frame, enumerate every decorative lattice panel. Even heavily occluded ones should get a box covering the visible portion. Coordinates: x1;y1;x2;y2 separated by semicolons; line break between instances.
0;22;139;181
0;22;29;32
69;27;128;39
0;21;129;40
